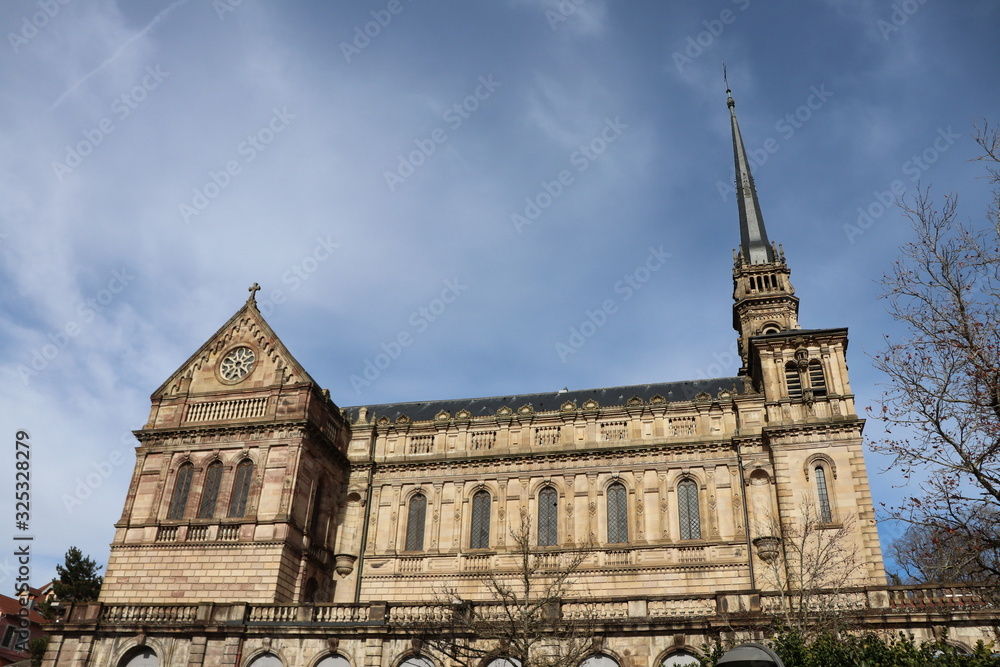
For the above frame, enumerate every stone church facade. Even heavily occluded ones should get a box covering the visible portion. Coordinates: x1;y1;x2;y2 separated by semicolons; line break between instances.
43;93;997;667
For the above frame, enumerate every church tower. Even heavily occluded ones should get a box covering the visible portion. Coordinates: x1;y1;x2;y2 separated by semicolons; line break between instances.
100;286;353;605
725;87;885;582
728;87;800;371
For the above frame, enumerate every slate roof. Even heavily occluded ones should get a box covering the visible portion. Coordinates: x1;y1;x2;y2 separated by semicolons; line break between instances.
344;377;743;423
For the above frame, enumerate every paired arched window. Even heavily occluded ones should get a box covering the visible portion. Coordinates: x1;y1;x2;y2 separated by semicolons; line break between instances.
167;463;194;520
470;490;491;549
815;465;833;523
405;493;427;551
606;482;628;544
228;459;254;518
118;647;158;667
808;360;827;397
538;486;558;547
677;479;701;540
785;362;803;400
197;461;223;519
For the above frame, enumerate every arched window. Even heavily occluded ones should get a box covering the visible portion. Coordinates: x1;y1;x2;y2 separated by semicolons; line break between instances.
399;657;436;667
815;466;833;523
677;479;701;540
167;463;193;520
662;650;700;666
785;362;802;399
315;656;352;667
405;493;427;551
197;461;223;519
470;490;491;549
538;486;558;547
228;459;254;518
808;360;827;397
247;654;283;667
580;654;620;667
485;659;521;667
302;576;318;603
118;647;158;667
309;479;325;537
606;482;628;544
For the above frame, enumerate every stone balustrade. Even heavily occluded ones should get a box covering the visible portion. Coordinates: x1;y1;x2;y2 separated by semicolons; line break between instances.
56;584;997;632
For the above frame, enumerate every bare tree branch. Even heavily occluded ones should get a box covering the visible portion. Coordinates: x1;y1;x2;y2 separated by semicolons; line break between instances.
872;120;1000;584
394;515;597;667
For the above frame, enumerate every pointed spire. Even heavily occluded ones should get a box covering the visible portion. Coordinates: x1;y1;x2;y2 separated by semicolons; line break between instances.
726;80;774;265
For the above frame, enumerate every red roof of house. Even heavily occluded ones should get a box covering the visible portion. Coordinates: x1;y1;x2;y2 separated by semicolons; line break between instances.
0;594;45;625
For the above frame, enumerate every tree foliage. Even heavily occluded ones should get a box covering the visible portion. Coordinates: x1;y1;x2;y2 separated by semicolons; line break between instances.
699;630;997;667
50;546;103;604
401;516;595;667
873;121;1000;584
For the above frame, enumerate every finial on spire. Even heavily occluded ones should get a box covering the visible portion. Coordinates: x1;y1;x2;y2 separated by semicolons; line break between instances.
724;63;734;107
248;282;261;305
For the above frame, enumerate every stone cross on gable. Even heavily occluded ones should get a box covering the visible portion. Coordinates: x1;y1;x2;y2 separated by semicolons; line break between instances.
248;282;261;303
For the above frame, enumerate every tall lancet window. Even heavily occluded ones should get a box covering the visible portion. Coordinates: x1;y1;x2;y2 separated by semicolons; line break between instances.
470;490;491;549
228;459;254;518
808;360;827;398
677;479;701;540
606;482;628;544
167;463;194;520
815;466;833;524
405;493;427;551
538;486;558;547
197;461;223;519
785;363;803;400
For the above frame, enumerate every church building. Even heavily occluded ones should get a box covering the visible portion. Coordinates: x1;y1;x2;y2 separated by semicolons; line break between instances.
41;92;996;667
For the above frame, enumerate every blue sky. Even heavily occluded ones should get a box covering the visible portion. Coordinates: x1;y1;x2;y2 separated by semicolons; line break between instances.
1;0;998;587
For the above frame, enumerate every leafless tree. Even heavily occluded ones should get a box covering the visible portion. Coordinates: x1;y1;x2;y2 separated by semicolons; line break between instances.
753;497;862;638
397;516;597;667
872;121;1000;584
888;521;1000;585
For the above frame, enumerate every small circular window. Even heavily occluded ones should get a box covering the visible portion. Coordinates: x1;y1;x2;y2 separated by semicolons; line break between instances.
219;346;256;382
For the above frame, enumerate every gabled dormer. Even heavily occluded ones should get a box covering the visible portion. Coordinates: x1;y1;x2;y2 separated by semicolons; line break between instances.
146;284;332;433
